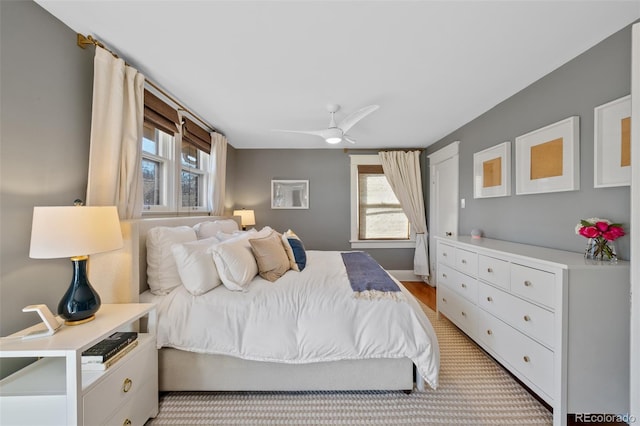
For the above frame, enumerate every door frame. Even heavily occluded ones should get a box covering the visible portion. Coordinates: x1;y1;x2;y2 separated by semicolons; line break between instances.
427;141;460;286
629;22;639;423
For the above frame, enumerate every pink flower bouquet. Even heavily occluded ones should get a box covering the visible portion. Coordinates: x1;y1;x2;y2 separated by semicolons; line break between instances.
575;218;625;260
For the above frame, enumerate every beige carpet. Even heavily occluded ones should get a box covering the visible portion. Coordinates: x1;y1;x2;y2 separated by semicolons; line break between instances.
146;305;552;425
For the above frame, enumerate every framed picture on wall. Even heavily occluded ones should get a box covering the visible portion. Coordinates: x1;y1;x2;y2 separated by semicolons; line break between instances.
515;116;580;195
473;141;511;199
594;95;631;188
271;180;309;209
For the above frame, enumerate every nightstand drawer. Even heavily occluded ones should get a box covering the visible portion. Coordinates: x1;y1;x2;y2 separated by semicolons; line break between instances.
83;335;156;425
99;379;157;426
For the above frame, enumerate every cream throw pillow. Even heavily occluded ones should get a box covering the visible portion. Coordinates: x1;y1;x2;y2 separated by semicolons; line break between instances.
249;231;291;282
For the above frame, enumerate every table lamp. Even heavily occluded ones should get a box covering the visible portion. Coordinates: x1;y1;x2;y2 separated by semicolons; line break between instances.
233;209;256;230
29;205;123;325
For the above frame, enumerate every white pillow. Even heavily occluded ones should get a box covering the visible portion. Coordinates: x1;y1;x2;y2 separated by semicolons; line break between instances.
171;237;222;295
216;230;250;241
194;219;240;239
210;233;258;291
209;226;274;292
147;226;197;295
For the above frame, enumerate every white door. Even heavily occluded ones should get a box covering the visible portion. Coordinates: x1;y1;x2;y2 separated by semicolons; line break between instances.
427;142;460;286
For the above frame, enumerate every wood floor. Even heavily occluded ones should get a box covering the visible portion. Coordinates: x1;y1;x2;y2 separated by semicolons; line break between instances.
402;281;625;426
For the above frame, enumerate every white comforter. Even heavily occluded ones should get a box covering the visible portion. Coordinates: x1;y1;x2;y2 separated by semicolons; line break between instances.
149;250;440;389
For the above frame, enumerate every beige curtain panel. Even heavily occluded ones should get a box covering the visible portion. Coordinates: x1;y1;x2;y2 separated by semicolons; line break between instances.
86;46;144;219
379;150;430;277
209;132;228;216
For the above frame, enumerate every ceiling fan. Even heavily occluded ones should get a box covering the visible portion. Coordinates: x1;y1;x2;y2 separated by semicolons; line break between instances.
274;104;379;144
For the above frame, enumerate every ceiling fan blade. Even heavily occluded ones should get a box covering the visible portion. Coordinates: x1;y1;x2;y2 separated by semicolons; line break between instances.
343;135;357;144
272;129;331;138
338;105;379;134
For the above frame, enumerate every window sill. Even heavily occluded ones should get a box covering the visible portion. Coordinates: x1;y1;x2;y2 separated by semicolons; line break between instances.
350;240;416;249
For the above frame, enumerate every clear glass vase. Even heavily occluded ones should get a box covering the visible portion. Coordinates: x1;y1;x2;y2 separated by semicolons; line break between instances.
584;237;617;263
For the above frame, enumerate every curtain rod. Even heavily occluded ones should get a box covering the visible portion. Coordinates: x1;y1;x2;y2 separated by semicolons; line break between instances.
77;34;223;135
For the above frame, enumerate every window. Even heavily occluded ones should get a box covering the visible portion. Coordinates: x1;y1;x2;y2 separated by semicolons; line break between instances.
142;90;210;214
350;155;415;248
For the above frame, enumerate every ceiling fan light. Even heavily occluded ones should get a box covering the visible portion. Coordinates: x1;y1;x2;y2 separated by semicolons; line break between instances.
325;136;342;144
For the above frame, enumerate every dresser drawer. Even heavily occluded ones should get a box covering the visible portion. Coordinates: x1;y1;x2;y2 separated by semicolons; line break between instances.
478;255;509;289
455;248;477;277
437;242;456;267
450;270;478;304
438;286;477;338
83;335;156;425
477;282;554;348
477;310;554;400
510;263;555;308
436;263;456;288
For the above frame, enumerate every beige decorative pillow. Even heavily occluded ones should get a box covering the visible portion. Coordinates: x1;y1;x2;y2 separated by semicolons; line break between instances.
249;231;291;282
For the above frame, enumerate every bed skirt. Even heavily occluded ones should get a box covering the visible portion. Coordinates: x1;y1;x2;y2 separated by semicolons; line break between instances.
158;348;416;392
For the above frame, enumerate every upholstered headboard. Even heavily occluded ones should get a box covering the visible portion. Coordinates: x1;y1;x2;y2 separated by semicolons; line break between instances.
89;215;239;303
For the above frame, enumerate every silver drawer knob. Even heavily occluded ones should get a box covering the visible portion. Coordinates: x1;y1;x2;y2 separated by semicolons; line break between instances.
461;283;467;288
486;329;493;335
487;267;493;273
461;259;467;264
486;296;493;302
442;273;447;278
524;280;532;287
523;356;530;363
442;298;447;303
461;311;467;317
443;253;448;257
523;315;531;322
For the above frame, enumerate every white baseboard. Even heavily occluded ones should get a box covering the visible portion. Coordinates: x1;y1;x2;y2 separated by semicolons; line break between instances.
388;270;436;287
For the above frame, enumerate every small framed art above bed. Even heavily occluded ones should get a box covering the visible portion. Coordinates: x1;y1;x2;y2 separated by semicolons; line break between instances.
91;215;440;393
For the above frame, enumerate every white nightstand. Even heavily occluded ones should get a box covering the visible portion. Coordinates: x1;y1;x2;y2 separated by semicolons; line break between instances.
0;304;158;426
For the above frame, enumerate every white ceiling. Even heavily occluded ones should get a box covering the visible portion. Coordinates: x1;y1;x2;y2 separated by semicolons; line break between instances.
36;1;640;150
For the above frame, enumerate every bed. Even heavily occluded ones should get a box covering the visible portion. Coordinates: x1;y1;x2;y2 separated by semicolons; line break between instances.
89;216;439;392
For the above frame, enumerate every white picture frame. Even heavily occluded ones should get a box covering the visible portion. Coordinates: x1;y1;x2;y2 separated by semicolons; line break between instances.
271;180;309;209
473;141;511;198
594;95;631;188
515;116;580;195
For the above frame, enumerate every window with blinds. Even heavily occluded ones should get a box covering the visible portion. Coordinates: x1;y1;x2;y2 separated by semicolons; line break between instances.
357;165;410;240
142;90;210;213
350;155;414;249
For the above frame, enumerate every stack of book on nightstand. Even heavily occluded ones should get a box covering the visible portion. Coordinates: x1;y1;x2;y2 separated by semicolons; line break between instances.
82;331;138;371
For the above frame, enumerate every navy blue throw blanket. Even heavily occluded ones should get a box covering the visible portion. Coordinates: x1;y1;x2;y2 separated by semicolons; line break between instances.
341;252;404;301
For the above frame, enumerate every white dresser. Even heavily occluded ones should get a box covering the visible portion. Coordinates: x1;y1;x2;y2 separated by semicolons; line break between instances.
435;236;630;426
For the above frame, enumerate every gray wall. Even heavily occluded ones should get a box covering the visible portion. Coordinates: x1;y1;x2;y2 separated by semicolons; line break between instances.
0;0;94;374
426;24;632;260
0;0;94;331
230;149;415;269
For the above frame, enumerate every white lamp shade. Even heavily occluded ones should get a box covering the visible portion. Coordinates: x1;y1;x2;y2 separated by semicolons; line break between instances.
233;209;256;227
29;206;124;259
